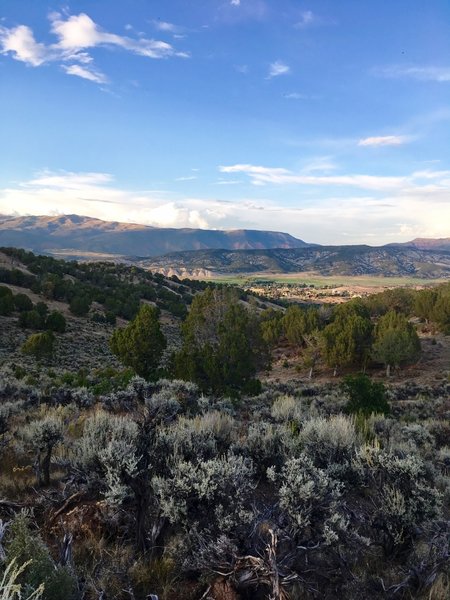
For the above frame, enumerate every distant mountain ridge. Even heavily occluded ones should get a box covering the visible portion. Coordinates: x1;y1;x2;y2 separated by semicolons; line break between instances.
389;237;450;252
0;214;448;278
0;214;311;257
143;246;450;279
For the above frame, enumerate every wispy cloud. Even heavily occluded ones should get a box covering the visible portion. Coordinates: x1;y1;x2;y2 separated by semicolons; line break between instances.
175;175;197;182
283;92;314;100
268;61;290;78
235;64;249;74
151;20;182;34
0;12;189;84
294;10;315;29
230;0;241;5
375;65;450;82
358;135;409;147
62;63;108;83
219;163;450;192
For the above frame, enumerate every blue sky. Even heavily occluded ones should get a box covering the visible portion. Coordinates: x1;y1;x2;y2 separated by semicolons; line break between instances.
0;0;449;244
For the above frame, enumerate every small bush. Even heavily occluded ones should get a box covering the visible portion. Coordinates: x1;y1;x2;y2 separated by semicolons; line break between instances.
342;374;390;416
5;513;77;600
21;332;55;360
45;311;66;333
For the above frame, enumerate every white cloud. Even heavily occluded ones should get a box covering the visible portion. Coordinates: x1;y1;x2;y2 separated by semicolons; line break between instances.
375;65;450;82
231;0;241;5
151;20;180;33
62;64;108;83
0;24;51;66
1;169;449;244
358;135;409;147
268;61;290;78
294;10;315;29
0;12;189;84
0;171;208;229
49;12;187;59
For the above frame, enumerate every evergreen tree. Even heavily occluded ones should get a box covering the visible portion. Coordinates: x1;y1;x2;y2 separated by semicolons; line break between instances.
18;310;45;329
110;303;166;379
13;293;33;312
432;285;450;334
0;290;14;315
413;288;437;323
373;310;420;376
321;304;373;374
45;310;66;333
69;295;91;316
174;288;269;394
282;305;319;347
342;374;390;416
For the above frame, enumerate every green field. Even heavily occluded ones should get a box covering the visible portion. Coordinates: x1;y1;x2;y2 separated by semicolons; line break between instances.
207;273;447;288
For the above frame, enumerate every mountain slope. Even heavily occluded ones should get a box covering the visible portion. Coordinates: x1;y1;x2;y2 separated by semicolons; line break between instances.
143;246;450;278
0;214;311;257
390;238;450;252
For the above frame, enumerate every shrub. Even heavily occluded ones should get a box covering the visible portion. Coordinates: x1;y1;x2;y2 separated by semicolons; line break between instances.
356;446;442;555
71;412;139;486
0;294;14;316
271;395;303;423
21;332;55;360
22;416;64;485
13;294;33;313
69;296;90;316
268;454;346;546
300;415;358;470
45;311;66;333
152;454;255;533
342;374;390;416
18;311;45;330
5;513;77;600
0;560;44;600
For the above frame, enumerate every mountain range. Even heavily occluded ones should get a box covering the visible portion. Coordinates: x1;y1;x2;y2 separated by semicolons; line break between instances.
0;214;309;257
142;246;450;279
0;214;449;278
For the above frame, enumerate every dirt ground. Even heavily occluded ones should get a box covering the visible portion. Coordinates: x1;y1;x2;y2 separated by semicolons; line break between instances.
264;330;450;387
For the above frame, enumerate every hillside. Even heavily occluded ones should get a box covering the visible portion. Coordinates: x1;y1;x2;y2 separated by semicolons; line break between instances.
0;247;278;374
0;214;310;257
143;245;450;278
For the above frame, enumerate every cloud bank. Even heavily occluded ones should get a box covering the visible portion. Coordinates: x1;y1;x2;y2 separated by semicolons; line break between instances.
0;170;449;245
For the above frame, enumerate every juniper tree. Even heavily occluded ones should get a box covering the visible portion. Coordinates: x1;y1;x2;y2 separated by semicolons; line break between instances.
373;310;420;376
110;303;166;380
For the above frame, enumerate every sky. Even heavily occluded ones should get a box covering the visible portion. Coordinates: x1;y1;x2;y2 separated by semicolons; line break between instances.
0;0;449;245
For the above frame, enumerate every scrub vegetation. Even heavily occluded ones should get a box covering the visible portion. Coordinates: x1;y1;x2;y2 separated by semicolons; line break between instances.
0;249;449;599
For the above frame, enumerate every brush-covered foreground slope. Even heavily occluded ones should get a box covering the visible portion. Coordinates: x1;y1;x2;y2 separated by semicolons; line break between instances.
0;214;310;257
144;245;450;278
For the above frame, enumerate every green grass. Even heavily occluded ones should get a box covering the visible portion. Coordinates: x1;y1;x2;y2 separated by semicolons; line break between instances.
208;273;446;288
